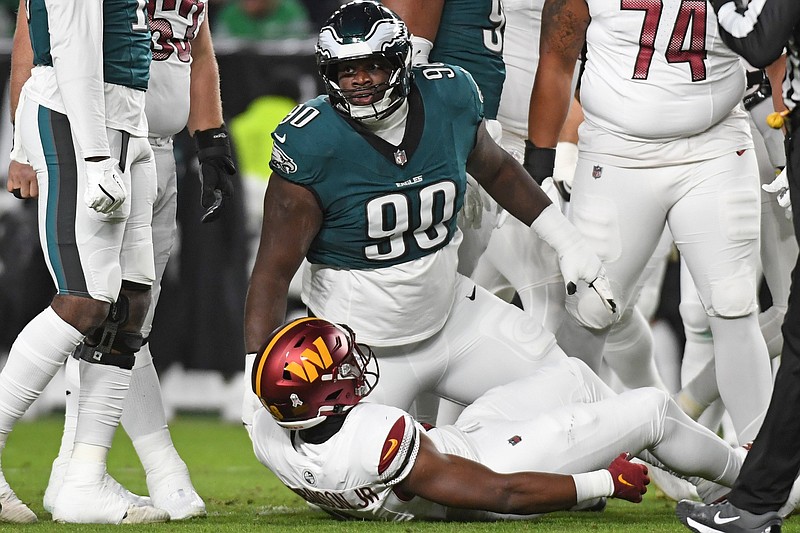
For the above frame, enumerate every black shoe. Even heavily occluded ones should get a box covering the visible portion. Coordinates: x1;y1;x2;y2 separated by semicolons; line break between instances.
676;499;782;533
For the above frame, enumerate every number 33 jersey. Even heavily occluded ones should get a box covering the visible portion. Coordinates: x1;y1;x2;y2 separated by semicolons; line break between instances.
579;0;753;166
269;65;484;346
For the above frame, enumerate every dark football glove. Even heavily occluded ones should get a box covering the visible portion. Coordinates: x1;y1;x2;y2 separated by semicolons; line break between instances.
195;126;236;223
608;453;649;503
523;141;556;184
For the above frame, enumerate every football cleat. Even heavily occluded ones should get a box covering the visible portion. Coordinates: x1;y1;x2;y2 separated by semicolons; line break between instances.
641;462;698;502
0;488;37;523
149;479;206;520
44;455;151;513
52;458;168;524
676;499;782;533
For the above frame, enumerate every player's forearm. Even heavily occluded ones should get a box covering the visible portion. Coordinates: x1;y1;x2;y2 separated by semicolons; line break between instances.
46;0;109;159
488;156;554;227
244;274;290;354
528;60;575;148
381;0;443;41
711;0;799;69
10;0;32;121
188;24;224;133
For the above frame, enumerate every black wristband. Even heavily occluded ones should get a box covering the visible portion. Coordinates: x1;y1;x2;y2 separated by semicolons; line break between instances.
194;125;232;160
523;140;556;185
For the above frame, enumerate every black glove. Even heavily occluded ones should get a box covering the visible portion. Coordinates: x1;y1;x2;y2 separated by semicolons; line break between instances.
523;140;556;185
195;126;236;223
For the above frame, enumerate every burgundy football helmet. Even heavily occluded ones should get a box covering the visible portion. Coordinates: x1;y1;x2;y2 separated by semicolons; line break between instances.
252;317;379;429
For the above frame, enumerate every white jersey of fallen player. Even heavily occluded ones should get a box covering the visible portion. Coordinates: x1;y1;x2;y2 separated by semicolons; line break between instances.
250;403;478;521
579;0;752;167
146;0;208;138
249;357;748;521
495;0;545;141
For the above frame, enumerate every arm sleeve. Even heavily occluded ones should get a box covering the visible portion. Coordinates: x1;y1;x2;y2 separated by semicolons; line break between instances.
711;0;800;68
45;0;110;159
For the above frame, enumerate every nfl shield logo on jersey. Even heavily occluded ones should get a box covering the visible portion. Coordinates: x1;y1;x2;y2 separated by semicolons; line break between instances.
394;149;408;166
592;165;603;179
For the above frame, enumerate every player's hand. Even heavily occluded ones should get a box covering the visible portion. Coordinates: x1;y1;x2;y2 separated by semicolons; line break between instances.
552;142;578;202
461;175;485;229
559;244;617;314
530;204;618;316
195;126;236;223
84;158;126;213
762;168;792;219
7;160;38;199
608;453;649;503
410;35;433;66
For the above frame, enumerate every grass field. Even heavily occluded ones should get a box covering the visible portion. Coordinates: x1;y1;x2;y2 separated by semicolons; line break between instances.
3;415;798;532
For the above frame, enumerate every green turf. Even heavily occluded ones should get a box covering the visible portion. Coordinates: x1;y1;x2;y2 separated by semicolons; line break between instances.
3;415;797;532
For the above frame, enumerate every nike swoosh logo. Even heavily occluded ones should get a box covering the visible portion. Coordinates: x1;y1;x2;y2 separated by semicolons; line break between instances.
617;474;634;487
466;286;476;301
713;511;740;525
275;133;287;143
381;438;399;462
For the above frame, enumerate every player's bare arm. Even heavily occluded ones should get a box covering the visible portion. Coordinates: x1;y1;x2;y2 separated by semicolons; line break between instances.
766;55;788;116
467;120;554;226
7;0;37;199
528;0;589;148
398;433;582;514
380;0;444;41
187;22;224;133
244;175;322;353
10;0;31;120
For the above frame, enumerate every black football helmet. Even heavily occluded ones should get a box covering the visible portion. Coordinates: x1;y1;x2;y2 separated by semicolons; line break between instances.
315;0;413;120
252;317;379;429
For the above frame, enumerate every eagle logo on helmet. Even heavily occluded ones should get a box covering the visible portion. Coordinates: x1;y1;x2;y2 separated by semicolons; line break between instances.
315;1;413;121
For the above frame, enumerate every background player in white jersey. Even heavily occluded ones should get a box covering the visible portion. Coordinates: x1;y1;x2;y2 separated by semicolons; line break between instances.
0;0;170;524
244;1;615;423
6;0;234;521
529;0;774;446
470;0;577;334
244;317;765;522
672;60;797;430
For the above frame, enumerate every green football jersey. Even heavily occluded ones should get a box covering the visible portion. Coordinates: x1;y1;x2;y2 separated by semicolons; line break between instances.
431;0;505;119
27;0;151;91
269;64;484;270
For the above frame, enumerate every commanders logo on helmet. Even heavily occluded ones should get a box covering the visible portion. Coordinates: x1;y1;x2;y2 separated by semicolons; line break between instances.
252;317;379;429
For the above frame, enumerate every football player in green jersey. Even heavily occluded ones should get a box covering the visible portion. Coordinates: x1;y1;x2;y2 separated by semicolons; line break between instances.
0;0;167;524
243;1;616;427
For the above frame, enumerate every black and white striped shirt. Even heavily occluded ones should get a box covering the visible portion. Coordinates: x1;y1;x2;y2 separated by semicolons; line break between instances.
711;0;800;110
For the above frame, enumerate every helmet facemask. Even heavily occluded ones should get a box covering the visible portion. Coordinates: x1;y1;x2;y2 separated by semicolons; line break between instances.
316;1;413;121
253;319;379;430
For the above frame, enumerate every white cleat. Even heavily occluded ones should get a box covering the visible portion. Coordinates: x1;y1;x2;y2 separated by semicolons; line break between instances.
52;458;168;524
119;504;171;524
0;489;38;523
44;455;151;513
646;464;698;502
148;473;206;520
